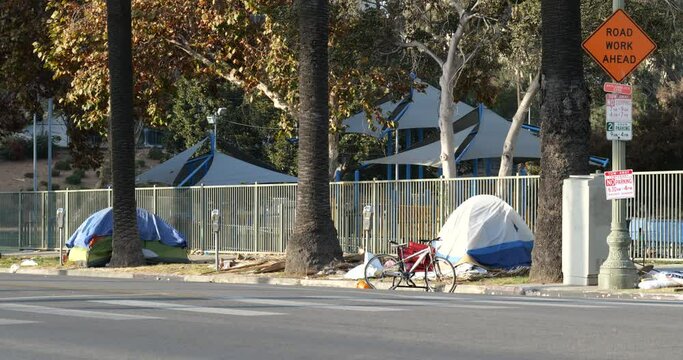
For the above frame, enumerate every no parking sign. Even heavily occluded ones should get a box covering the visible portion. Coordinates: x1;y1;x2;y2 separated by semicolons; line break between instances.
604;169;635;200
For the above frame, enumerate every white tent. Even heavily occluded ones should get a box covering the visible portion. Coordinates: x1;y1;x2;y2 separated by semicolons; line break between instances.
437;195;534;269
198;152;297;185
343;82;474;137
136;139;207;185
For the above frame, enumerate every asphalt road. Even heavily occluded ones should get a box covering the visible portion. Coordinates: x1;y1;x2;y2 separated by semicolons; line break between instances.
1;274;681;360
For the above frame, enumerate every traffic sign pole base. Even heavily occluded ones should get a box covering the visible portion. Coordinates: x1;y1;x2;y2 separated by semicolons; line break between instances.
598;229;638;289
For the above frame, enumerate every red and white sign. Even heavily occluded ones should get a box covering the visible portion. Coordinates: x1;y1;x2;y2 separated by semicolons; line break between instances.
604;169;635;200
603;82;632;95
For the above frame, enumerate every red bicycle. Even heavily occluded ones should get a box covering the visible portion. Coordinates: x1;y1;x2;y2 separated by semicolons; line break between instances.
364;239;457;293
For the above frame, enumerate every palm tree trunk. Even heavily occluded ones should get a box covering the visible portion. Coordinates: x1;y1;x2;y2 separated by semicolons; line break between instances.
106;0;143;267
285;0;343;275
530;0;590;282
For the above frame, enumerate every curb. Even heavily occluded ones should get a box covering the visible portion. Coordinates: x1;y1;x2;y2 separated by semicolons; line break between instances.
4;267;683;301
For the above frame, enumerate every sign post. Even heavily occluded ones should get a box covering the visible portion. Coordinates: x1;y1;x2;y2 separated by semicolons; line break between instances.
582;3;655;289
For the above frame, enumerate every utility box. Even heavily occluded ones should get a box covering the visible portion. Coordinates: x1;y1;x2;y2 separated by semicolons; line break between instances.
562;174;611;286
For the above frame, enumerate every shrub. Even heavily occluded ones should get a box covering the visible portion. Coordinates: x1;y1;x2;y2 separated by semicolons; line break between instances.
147;148;164;160
40;180;48;187
73;168;86;178
24;172;34;179
52;184;61;190
0;136;30;161
54;160;72;171
51;169;61;177
136;159;146;168
65;173;82;185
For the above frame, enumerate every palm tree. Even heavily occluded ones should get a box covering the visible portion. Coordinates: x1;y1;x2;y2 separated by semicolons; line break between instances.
530;0;590;282
106;0;144;267
285;0;342;275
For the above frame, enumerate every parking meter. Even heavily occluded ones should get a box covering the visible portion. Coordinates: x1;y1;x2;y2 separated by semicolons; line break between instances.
361;205;373;251
211;209;220;270
211;209;221;233
56;208;65;265
56;208;65;229
362;205;373;231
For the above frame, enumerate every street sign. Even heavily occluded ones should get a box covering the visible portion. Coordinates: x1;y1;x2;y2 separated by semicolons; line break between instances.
604;169;635;200
603;82;632;95
606;93;632;141
582;9;656;83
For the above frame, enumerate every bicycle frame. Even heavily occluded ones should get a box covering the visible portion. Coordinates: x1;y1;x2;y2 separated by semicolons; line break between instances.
398;245;435;274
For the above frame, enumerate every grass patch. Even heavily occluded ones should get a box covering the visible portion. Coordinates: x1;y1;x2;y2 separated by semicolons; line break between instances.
0;256;61;268
464;275;530;286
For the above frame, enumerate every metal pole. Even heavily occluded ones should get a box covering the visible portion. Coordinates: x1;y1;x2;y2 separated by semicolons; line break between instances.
598;0;638;290
253;183;259;252
33;113;38;191
394;129;399;180
47;98;54;249
47;98;53;191
215;231;219;271
59;227;64;266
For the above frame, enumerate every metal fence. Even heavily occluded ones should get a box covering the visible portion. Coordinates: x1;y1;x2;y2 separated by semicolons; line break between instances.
0;171;681;260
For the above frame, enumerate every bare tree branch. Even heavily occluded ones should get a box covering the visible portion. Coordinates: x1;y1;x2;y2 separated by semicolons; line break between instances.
402;41;444;67
167;38;293;114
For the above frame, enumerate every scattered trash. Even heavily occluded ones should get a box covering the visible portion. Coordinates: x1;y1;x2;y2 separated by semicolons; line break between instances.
9;264;20;273
20;259;38;266
356;279;372;289
638;269;683;289
344;251;381;280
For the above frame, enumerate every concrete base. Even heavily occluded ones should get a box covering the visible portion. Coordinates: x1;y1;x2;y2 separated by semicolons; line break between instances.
598;263;638;290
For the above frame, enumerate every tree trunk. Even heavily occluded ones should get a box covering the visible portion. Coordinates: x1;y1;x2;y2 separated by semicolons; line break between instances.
437;16;468;179
497;69;541;178
328;131;339;181
285;0;342;275
530;0;590;282
106;0;143;267
438;74;458;178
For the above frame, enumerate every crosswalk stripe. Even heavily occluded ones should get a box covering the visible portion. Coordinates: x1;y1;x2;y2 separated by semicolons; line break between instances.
470;300;612;308
232;298;398;312
344;298;513;310
0;318;40;325
2;303;162;320
92;300;284;317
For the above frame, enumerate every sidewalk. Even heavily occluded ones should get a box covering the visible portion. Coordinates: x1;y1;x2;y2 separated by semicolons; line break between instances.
3;265;683;302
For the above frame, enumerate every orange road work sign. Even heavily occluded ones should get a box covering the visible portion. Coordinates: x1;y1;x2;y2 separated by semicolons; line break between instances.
582;9;656;83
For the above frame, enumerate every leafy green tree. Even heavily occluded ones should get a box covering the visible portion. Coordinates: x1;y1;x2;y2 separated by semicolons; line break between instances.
0;0;56;134
106;0;144;267
39;0;411;176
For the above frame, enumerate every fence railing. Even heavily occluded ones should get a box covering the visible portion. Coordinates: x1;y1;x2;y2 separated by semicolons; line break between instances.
0;171;681;260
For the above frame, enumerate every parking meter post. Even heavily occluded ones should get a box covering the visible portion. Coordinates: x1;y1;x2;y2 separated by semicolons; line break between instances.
56;208;65;265
211;209;220;271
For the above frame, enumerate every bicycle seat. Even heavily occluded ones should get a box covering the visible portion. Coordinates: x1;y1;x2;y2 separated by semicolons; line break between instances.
389;241;407;248
415;239;434;244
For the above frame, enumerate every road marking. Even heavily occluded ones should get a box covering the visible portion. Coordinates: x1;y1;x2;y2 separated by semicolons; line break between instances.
0;294;155;302
231;297;398;312
0;318;40;325
469;300;612;309
92;300;284;316
344;298;512;310
2;303;162;320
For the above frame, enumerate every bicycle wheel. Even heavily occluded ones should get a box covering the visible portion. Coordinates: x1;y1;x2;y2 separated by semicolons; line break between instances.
364;254;402;290
425;256;457;293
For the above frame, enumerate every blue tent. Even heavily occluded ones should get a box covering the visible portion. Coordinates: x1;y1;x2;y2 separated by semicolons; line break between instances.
67;208;187;249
